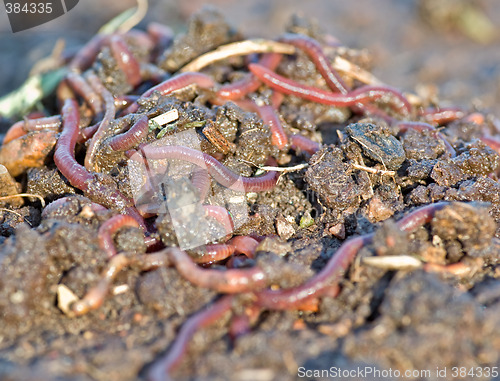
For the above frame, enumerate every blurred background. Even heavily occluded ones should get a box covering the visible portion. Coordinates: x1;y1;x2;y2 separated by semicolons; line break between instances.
1;0;499;113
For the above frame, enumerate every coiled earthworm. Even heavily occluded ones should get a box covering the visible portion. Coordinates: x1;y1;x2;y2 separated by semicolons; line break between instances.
98;214;143;258
203;205;234;236
248;63;412;116
138;145;279;192
109;35;142;87
228;235;259;258
108;115;149;151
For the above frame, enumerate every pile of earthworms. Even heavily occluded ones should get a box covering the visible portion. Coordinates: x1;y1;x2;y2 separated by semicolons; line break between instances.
2;16;500;381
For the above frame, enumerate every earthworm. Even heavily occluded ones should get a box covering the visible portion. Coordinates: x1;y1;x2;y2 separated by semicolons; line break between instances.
71;253;130;316
125;72;216;114
78;124;99;143
54;99;145;226
216;53;282;100
164;247;267;293
289;134;321;155
66;72;103;115
108;115;149;151
248;63;412;116
3;115;61;144
138;145;279;192
98;214;142;258
41;196;108;219
279;33;348;94
114;95;140;109
69;34;107;72
147;295;234;381
397;121;456;157
109;35;142;87
420;106;465;125
203;205;234;236
254;202;450;310
228;235;259;258
84;72;116;171
191;244;235;264
190;168;211;201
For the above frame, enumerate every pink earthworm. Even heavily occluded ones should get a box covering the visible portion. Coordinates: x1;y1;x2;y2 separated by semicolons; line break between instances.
216;53;282;100
109;35;142;87
289;134;321;155
54;99;145;226
420;106;466;125
161;247;267;293
190;168;211;201
248;63;412;116
228;235;259;258
108;115;149;151
192;244;235;264
84;72;116;170
253;202;450;310
138;145;279;192
203;205;234;236
147;295;234;381
69;34;107;72
397;121;456;157
98;214;143;258
41;196;108;219
78;124;99;143
66;72;103;115
124;72;216;114
3;115;61;144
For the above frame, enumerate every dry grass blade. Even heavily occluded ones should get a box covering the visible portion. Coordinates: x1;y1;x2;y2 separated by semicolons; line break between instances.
180;39;296;73
0;193;46;207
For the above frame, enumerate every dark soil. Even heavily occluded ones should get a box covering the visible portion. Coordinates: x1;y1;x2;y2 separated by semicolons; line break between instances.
1;2;500;381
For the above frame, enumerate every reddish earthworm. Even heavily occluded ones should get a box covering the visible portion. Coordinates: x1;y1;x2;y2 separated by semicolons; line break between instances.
420;106;465;125
98;214;142;258
164;247;267;293
124;72;215;114
84;72;116;171
228;235;259;258
114;95;140;109
54;99;145;226
203;205;234;236
41;196;108;219
216;53;282;100
191;244;235;264
66;72;103;115
279;33;348;94
78;124;99;143
397;121;456;157
138;145;279;192
108;115;149;151
289;134;321;155
248;63;412;116
3;115;61;144
147;295;234;381
109;35;142;88
69;34;107;72
254;202;450;310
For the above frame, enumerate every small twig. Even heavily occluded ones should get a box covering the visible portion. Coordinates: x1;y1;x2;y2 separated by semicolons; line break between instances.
0;193;46;207
0;208;32;226
239;159;308;173
351;163;395;176
332;56;384;86
362;255;422;270
118;0;148;33
180;39;296;73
